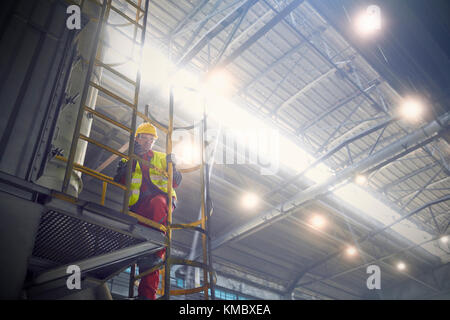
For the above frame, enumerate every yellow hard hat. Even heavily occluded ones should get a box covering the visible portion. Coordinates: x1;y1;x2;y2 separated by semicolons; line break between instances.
135;122;158;139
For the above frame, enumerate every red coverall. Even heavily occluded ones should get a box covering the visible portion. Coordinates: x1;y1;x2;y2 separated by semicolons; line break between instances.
119;150;179;300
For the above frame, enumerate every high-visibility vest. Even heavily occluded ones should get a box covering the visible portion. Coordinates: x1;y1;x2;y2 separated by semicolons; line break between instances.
121;151;177;206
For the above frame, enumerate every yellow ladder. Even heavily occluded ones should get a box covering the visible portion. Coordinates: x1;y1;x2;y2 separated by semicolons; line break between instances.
58;0;215;300
60;0;167;232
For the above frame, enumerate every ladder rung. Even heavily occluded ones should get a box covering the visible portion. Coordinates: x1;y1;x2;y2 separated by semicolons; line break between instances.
134;261;165;280
55;155;127;190
84;106;132;133
90;82;136;110
95;59;136;85
125;0;145;12
127;210;167;233
170;220;203;229
110;5;144;29
170;285;209;296
170;224;205;233
74;165;126;190
169;258;210;270
79;133;129;160
178;165;201;173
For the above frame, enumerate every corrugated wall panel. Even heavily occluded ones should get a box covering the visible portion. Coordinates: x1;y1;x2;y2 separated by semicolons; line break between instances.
0;0;75;180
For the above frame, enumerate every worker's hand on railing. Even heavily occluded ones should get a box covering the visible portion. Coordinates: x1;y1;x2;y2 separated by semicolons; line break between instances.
167;154;182;187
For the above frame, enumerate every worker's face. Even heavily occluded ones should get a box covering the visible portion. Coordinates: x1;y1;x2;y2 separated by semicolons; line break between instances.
136;133;157;153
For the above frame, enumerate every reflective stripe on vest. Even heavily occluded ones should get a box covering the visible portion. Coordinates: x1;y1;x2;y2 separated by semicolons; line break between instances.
129;160;142;206
150;175;168;182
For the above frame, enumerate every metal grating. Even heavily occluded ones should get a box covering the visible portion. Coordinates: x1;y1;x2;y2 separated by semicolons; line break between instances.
32;211;143;265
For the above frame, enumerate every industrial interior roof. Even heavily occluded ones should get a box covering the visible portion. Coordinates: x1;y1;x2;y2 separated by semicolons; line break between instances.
80;0;450;299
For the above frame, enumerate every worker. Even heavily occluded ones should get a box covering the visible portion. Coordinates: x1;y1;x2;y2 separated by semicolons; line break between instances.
114;122;182;300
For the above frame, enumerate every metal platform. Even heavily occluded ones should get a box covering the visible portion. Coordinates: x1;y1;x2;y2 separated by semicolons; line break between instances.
0;171;166;299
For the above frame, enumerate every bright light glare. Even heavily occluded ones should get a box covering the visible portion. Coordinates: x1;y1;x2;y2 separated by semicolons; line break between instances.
202;69;233;97
122;46;445;262
355;6;381;36
305;163;333;184
397;262;406;271
177;142;201;166
242;192;259;209
440;236;448;244
346;246;357;256
355;174;367;185
399;98;424;122
141;45;174;88
310;215;326;229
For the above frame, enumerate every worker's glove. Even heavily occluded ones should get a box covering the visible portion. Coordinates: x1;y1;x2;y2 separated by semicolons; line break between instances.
113;160;127;182
166;153;177;167
166;153;182;186
133;140;145;156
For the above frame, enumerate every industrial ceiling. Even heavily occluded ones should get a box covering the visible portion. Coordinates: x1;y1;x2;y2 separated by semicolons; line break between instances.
79;0;450;299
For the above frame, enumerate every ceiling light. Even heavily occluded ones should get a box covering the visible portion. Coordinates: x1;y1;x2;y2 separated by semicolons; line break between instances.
440;236;448;244
399;98;424;122
177;142;201;165
242;192;258;209
396;262;406;271
355;5;381;36
355;174;367;185
346;246;358;256
203;69;233;97
310;214;326;229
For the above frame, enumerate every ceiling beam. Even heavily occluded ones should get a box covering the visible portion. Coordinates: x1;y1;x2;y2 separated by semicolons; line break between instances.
212;0;252;66
262;0;386;117
208;111;449;261
216;0;306;69
381;262;450;299
169;0;210;37
176;0;259;68
271;67;336;116
289;197;449;294
381;162;440;193
236;40;307;96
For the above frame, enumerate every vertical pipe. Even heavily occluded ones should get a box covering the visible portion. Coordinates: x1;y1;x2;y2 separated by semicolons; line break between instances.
163;85;174;299
200;132;209;299
198;102;210;299
203;108;215;299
